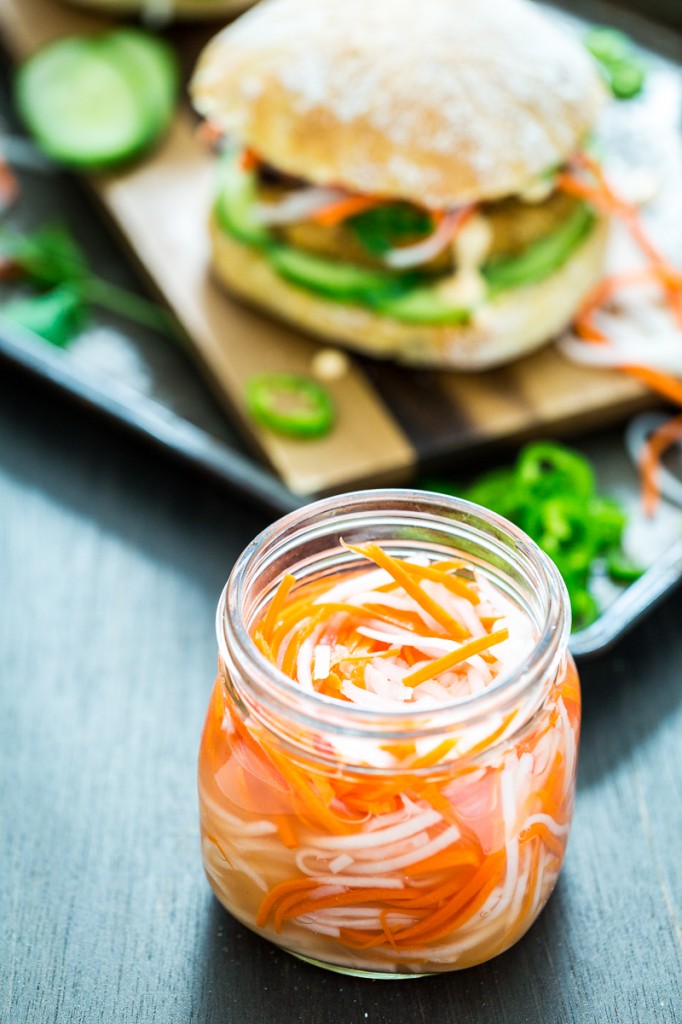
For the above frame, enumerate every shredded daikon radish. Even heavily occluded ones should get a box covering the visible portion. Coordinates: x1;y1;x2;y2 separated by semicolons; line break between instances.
312;644;331;681
311;808;442;850
313;567;393;604
523;813;570;838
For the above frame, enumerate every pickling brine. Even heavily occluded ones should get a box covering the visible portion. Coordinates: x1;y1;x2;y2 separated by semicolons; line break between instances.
198;491;580;977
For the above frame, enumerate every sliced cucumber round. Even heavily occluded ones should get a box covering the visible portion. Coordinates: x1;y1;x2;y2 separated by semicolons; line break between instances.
215;151;273;248
15;30;178;171
100;29;179;142
268;245;414;302
371;285;472;325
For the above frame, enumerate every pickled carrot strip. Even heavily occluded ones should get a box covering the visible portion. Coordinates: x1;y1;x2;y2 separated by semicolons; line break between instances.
407;739;456;769
278;886;419;924
401;629;509;687
359;604;449;636
269;578;343;651
262;744;361;835
380;910;400;950
463;709;518;759
256;877;320;928
403;845;480;877
432;855;507;937
534;751;567;819
274;815;299;849
316;675;349;700
347;849;507;949
252;628;274;661
401;645;420;667
380;741;417;760
316;601;443;639
344;542;469;639
479;616;502;631
520;821;565;860
281;609;326;678
260;573;296;641
401;561;480;604
418;783;464;827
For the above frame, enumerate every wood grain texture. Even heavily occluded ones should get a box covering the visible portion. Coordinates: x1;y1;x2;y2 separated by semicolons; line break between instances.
1;364;681;1024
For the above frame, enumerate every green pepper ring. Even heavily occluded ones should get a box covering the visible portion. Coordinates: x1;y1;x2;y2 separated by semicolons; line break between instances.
245;372;335;439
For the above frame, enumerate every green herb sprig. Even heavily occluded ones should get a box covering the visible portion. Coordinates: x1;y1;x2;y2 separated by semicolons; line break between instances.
0;223;176;346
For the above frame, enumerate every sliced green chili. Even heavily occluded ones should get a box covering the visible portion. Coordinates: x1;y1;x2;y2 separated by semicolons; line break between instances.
421;440;637;632
584;26;646;101
245;373;335;439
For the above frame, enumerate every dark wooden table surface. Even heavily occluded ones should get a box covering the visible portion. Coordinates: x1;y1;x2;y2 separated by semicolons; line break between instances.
3;0;682;1017
1;359;681;1024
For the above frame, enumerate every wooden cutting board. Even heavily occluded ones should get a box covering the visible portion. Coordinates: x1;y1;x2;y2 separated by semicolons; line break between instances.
0;0;664;497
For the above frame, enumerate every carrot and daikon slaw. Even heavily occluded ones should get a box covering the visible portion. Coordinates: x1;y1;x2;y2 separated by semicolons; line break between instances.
198;541;579;974
557;151;682;513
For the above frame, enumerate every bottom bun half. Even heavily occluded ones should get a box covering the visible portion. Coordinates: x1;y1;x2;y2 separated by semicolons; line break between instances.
210;216;609;371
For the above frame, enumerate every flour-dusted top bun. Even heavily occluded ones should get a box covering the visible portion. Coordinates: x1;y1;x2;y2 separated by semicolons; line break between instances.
60;0;254;21
191;0;604;207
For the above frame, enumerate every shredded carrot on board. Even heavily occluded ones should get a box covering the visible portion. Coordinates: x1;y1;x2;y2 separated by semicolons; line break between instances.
638;412;682;516
573;269;660;343
622;365;682;408
559;154;682;516
559;154;682;330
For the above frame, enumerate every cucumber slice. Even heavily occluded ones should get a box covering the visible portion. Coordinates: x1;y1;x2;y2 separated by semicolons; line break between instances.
214;152;273;248
484;204;595;295
99;29;179;142
370;285;471;325
16;38;149;169
15;30;178;171
268;245;414;301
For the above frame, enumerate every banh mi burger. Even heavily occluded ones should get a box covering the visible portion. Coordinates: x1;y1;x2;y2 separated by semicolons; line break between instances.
191;0;608;370
59;0;255;20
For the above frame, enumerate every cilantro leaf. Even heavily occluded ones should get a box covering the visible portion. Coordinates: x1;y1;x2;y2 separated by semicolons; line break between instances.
0;223;176;340
349;204;434;257
2;284;86;346
0;224;89;287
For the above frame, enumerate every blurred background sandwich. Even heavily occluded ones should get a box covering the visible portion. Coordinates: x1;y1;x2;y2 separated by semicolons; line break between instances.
191;0;607;369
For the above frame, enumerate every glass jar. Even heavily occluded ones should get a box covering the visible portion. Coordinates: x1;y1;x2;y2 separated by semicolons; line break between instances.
198;490;580;978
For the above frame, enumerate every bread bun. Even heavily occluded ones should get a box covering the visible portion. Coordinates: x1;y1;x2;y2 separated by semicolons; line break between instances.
192;0;604;207
209;215;609;370
59;0;253;21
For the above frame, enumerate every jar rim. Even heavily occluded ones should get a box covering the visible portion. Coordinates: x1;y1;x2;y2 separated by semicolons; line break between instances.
217;489;571;734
